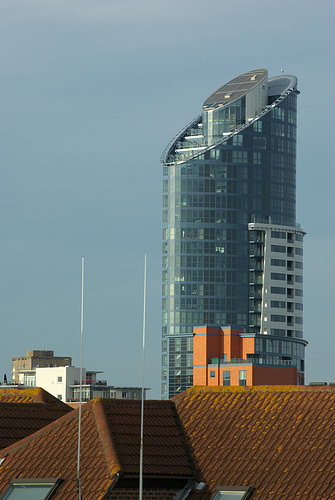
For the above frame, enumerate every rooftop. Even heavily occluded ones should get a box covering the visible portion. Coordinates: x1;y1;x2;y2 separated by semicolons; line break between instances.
0;388;72;450
0;386;334;498
0;398;195;498
203;69;267;111
174;385;335;499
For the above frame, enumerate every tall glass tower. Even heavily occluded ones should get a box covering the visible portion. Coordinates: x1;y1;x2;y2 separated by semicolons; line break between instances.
161;69;306;399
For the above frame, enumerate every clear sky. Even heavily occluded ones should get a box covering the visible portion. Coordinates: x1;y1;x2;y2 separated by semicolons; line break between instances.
1;0;334;398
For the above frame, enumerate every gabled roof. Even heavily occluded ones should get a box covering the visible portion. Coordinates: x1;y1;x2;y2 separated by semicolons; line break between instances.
0;398;195;499
1;386;334;499
174;385;335;499
0;388;72;450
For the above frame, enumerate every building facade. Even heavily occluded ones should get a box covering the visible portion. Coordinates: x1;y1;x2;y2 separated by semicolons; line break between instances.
161;69;305;398
13;366;147;403
193;326;307;387
11;350;71;382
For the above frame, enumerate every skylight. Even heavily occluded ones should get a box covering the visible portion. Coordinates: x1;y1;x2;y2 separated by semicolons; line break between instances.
1;478;61;500
212;486;255;500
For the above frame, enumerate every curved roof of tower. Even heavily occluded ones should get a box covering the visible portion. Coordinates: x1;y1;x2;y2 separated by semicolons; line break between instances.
203;68;268;111
268;74;297;96
161;69;299;165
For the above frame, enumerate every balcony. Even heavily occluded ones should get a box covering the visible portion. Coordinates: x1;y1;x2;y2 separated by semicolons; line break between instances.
249;292;262;300
73;379;107;386
210;357;252;365
210;355;299;367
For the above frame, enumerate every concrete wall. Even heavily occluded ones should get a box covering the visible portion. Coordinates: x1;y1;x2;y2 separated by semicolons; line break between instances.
35;366;83;402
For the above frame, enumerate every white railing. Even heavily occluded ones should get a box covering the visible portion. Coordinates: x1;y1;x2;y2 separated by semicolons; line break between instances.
161;88;297;166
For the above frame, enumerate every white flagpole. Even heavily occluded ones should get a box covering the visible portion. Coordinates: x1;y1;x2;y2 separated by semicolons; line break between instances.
139;254;147;500
77;256;84;499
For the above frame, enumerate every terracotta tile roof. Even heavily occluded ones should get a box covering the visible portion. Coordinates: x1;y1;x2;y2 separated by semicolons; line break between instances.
102;399;195;477
173;385;335;499
0;398;195;499
0;388;72;450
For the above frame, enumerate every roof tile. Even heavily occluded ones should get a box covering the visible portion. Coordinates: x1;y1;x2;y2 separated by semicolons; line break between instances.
0;388;72;449
174;385;335;499
0;397;195;498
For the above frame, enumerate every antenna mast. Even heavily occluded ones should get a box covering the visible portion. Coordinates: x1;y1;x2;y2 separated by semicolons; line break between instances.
139;254;147;500
77;256;84;499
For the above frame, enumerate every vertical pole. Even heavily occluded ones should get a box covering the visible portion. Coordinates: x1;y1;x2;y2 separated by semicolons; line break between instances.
77;256;84;499
139;254;147;500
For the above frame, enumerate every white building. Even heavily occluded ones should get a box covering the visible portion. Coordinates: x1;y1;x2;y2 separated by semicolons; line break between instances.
248;222;304;339
17;366;147;402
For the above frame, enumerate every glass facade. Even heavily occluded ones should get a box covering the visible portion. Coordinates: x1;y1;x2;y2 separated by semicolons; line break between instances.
161;70;305;398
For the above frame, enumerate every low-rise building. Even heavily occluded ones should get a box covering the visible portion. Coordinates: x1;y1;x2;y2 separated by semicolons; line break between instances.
193;325;307;386
11;350;71;382
10;365;147;403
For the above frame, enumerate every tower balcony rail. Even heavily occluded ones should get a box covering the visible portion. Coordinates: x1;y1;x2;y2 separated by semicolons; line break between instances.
250;306;262;313
160;114;202;164
209;356;298;367
210;357;252;365
161;87;297;166
249;293;263;300
72;379;107;386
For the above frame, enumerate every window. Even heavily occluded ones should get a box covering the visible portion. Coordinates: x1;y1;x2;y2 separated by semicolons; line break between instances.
271;231;286;239
122;392;127;398
212;486;254;499
253;120;262;132
57;394;62;400
271;301;286;308
239;370;247;386
57;376;62;383
271;259;285;267
271;315;286;322
271;273;286;281
1;478;62;500
271;245;286;253
222;371;230;386
210;370;215;378
271;328;286;337
233;135;243;146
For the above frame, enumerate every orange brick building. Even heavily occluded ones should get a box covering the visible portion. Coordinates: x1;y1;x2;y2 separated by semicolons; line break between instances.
193;326;307;386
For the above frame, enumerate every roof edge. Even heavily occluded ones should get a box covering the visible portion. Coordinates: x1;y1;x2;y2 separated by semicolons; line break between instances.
0;387;71;410
170;402;198;479
177;385;335;398
92;399;123;477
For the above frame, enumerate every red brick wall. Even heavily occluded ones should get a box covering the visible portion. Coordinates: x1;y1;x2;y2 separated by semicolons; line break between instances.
229;330;243;359
241;337;255;359
193;365;208;385
253;366;298;385
225;365;253;386
193;326;302;387
193;327;223;385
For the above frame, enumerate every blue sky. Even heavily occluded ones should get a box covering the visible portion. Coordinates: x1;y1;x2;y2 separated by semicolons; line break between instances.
1;0;334;398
